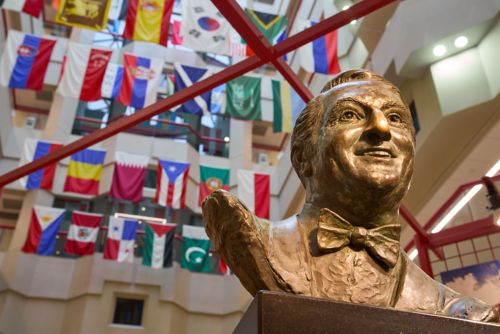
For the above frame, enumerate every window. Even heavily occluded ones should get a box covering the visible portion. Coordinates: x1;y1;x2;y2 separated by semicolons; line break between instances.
112;298;144;326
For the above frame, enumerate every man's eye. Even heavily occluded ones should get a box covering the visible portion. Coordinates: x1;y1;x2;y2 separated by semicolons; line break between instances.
388;113;403;124
339;110;360;122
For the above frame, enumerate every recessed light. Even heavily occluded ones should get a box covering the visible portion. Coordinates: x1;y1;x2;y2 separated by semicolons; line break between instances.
350;20;357;25
223;136;230;143
433;44;446;57
454;36;468;48
342;5;350;10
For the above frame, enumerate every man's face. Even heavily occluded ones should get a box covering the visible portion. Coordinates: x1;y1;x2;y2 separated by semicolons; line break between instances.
314;80;415;193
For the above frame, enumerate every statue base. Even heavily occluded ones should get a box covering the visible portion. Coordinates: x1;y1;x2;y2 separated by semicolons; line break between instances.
234;291;499;333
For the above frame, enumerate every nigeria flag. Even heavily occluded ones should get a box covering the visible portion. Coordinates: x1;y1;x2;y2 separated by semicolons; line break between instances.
142;222;176;269
181;225;211;273
226;76;262;120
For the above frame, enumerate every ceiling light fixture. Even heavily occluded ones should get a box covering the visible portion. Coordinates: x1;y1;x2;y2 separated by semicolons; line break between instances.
224;136;230;143
454;36;468;48
408;249;418;261
433;44;447;57
350;20;357;25
342;5;350;11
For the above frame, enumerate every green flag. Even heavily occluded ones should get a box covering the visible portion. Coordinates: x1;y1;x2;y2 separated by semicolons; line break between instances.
198;165;230;206
226;76;262;120
142;222;176;269
181;225;211;273
245;9;288;45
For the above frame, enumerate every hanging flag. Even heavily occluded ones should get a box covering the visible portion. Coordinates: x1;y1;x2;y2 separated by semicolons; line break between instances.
1;0;44;18
180;0;230;55
244;9;287;56
181;225;211;273
117;53;163;109
174;63;211;115
272;80;294;133
101;63;123;99
225;76;262;120
57;42;112;101
19;138;62;190
198;165;230;206
297;20;341;75
155;160;190;209
123;0;174;45
210;84;225;114
104;217;138;263
218;257;232;276
64;211;102;256
22;206;65;255
55;0;111;31
108;0;124;20
64;148;106;195
0;30;57;90
51;0;60;10
142;222;176;269
237;170;270;219
110;151;149;203
171;20;183;45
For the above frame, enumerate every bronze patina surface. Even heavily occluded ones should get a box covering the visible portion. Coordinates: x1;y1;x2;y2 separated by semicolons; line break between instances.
202;69;499;322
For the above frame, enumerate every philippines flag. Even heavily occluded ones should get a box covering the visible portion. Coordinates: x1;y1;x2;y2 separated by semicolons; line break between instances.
117;53;163;109
296;20;340;75
19;138;63;190
155;160;190;209
57;42;112;101
174;63;211;116
104;217;138;263
64;211;102;256
101;63;124;99
237;169;270;219
0;30;57;90
22;206;65;255
1;0;44;18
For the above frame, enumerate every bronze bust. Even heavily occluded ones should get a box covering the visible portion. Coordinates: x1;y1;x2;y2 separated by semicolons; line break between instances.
202;69;499;322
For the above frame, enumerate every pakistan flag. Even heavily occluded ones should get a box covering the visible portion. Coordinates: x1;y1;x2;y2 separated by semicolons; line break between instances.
181;225;211;272
226;76;262;120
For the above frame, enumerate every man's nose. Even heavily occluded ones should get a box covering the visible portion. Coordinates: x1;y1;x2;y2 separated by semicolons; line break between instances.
364;109;391;141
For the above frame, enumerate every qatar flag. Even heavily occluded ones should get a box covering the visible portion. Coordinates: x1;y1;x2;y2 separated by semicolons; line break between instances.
109;151;149;203
64;211;102;256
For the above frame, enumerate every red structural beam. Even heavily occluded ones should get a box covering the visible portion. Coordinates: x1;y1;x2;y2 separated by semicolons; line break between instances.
0;0;396;188
429;216;499;247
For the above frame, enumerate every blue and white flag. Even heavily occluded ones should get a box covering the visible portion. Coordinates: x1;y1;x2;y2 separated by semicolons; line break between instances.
101;63;123;99
174;63;211;115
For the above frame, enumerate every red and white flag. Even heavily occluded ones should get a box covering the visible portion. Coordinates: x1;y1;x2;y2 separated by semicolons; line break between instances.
237;170;270;219
155;160;190;209
64;211;102;256
103;217;138;263
57;42;112;101
109;151;149;203
2;0;44;18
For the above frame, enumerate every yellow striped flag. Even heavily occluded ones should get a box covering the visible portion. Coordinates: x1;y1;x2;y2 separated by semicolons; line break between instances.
55;0;111;31
123;0;174;45
64;148;106;195
272;80;293;133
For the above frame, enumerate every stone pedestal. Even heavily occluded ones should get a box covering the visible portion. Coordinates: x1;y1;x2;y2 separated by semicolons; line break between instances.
234;291;499;334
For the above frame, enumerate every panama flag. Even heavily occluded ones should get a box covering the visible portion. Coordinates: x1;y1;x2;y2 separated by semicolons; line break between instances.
296;20;340;75
237;170;270;219
57;42;112;101
174;63;211;116
155;160;190;209
104;217;138;263
110;151;149;203
1;0;44;18
117;53;164;109
19;138;62;190
181;225;211;273
101;63;124;99
124;0;174;45
198;165;230;206
0;30;56;90
64;211;102;256
22;206;65;255
142;222;176;269
64;148;106;195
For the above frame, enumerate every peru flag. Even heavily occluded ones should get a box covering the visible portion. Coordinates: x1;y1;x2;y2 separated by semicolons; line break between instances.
296;20;340;75
155;160;190;209
0;30;56;90
57;42;112;101
22;206;65;255
19;138;62;190
104;217;138;263
110;151;149;203
237;170;270;219
2;0;44;18
117;53;163;109
64;211;102;256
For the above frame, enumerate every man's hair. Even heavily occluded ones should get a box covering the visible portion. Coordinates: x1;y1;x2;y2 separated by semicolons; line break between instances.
290;69;410;186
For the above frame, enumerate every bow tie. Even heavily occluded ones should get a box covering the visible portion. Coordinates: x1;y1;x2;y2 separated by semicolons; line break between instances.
317;208;401;268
